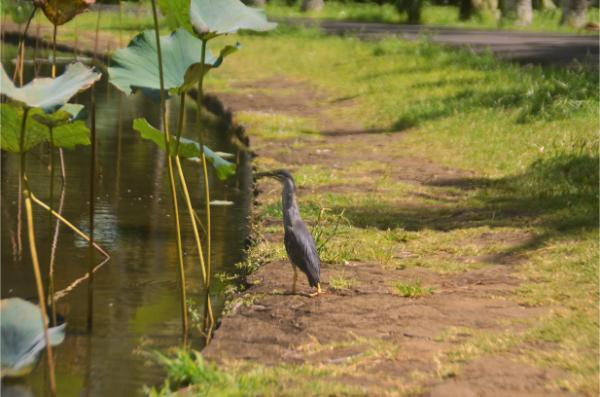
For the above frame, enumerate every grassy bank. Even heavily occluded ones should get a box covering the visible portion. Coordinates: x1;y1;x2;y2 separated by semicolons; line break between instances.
143;27;598;396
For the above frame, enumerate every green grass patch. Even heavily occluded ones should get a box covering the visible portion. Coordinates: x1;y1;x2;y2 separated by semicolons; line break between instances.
391;279;434;297
329;273;356;290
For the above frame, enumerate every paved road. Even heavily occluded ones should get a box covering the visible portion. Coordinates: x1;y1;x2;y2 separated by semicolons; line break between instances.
282;18;599;66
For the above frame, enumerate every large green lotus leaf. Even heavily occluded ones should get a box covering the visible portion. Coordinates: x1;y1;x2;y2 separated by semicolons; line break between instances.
190;0;277;37
1;298;66;378
0;62;100;111
108;29;219;96
39;0;95;26
133;118;235;180
1;104;49;152
1;104;90;153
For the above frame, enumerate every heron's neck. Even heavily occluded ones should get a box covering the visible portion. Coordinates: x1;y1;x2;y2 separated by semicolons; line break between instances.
282;180;300;223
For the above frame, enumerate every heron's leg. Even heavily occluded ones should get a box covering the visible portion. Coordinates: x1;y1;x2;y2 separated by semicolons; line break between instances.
292;265;298;294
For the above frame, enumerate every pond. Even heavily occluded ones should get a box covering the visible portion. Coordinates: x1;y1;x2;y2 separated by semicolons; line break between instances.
1;44;252;396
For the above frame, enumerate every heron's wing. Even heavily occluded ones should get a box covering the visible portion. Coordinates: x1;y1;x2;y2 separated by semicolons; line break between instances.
284;220;320;286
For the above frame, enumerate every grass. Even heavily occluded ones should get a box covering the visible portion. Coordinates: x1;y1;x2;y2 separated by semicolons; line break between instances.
266;0;599;33
146;349;360;397
391;279;434;297
328;273;356;290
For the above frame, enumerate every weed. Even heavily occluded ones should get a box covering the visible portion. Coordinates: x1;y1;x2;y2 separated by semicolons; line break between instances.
329;274;356;291
391;280;434;298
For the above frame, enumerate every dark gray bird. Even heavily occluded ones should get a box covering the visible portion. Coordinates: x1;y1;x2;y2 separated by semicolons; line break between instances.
256;170;323;296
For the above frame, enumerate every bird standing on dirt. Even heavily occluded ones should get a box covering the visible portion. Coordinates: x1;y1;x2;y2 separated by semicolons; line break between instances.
255;170;323;296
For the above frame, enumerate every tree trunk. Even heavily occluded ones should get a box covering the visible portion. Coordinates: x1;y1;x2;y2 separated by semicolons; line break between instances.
396;0;424;24
459;0;474;20
473;0;500;21
301;0;324;12
561;0;588;27
502;0;532;25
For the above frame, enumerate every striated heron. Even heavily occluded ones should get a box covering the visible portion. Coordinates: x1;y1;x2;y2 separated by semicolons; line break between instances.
256;169;323;296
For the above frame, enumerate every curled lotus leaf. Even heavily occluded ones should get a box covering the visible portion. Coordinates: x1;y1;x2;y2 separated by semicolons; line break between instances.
133;118;236;180
190;0;277;38
38;0;95;26
0;62;101;112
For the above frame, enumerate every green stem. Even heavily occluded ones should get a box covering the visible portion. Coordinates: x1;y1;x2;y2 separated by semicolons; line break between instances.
13;5;36;85
51;24;57;78
150;0;189;345
47;127;57;326
197;39;214;339
20;107;57;397
86;5;102;333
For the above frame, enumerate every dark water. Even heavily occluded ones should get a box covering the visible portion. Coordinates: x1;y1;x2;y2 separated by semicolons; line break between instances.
1;45;252;396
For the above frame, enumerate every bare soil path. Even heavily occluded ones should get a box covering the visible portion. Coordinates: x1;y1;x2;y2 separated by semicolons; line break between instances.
202;77;581;396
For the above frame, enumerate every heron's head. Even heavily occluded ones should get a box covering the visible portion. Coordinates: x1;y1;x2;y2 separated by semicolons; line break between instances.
255;169;296;188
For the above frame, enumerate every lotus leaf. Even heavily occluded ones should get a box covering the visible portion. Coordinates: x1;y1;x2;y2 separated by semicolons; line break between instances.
1;298;66;378
1;104;90;153
0;62;100;111
32;103;85;128
189;0;276;38
38;0;95;26
4;0;35;24
108;29;236;96
133;118;235;180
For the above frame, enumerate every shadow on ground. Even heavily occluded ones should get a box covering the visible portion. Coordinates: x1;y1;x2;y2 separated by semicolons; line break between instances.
332;154;599;255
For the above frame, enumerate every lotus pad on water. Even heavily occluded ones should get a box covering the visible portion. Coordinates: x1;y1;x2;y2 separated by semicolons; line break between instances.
190;0;277;37
109;29;223;95
0;62;101;111
1;298;66;378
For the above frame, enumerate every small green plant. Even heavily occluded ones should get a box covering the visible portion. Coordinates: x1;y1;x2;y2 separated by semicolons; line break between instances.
328;274;356;291
311;207;348;256
391;279;434;298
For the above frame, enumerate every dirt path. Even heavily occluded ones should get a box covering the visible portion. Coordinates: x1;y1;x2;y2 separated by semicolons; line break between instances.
202;78;579;396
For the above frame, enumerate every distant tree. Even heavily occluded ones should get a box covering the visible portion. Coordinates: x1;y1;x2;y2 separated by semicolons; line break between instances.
560;0;589;27
461;0;499;21
301;0;324;11
396;0;424;23
502;0;533;25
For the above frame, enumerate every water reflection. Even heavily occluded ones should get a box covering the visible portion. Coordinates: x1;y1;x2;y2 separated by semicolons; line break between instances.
1;46;252;396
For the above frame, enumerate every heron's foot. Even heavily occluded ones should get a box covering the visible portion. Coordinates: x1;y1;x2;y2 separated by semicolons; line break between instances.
307;283;325;297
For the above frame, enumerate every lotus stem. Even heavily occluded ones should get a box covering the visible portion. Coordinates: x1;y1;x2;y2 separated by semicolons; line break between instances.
30;193;110;260
47;127;57;325
13;5;36;85
50;24;57;78
197;39;214;339
150;0;189;345
20;107;57;397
